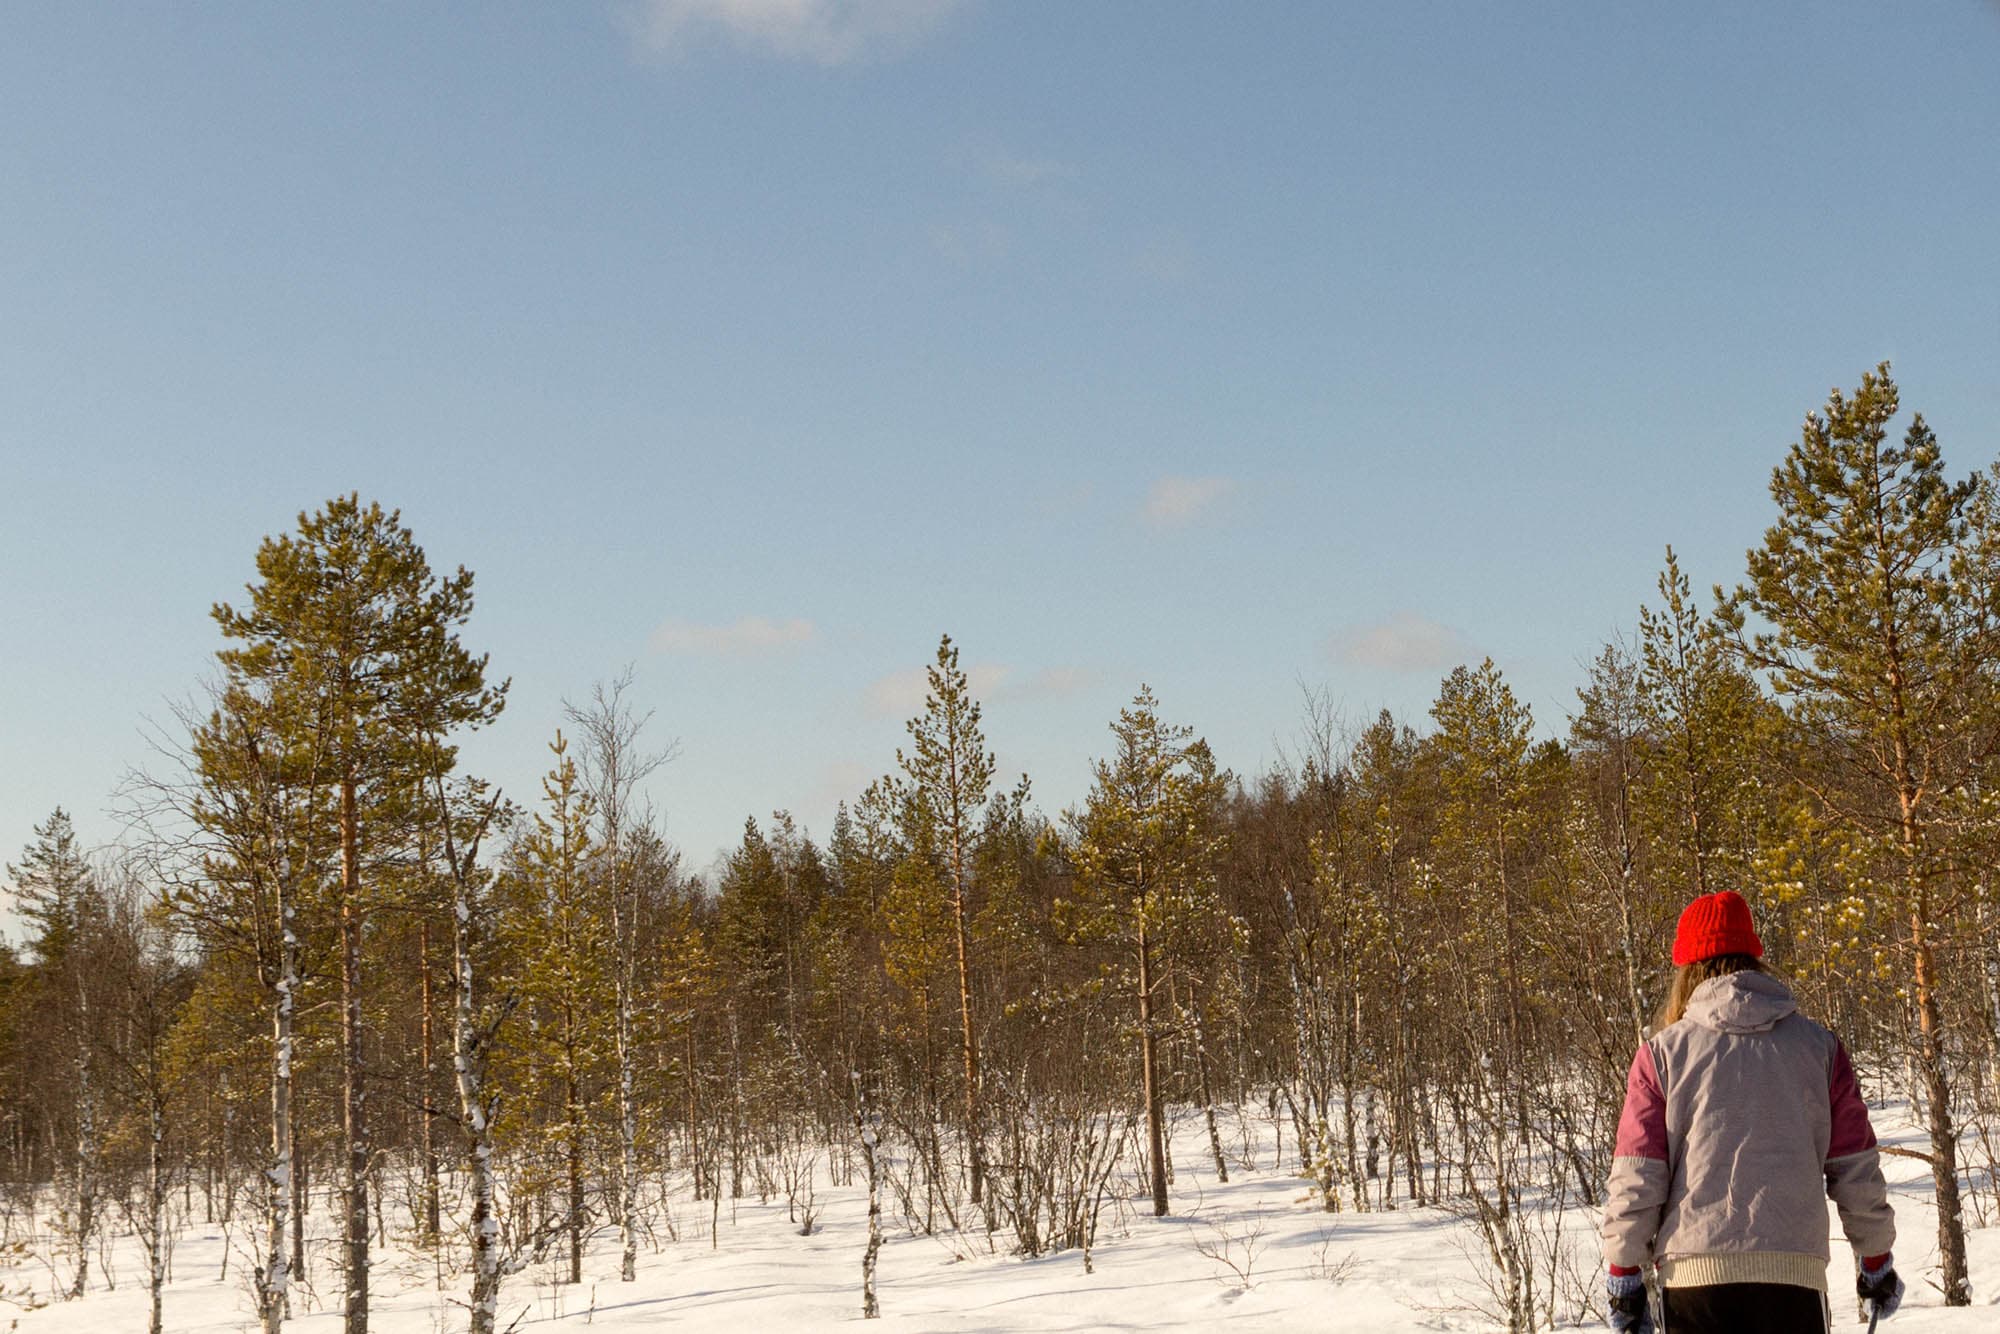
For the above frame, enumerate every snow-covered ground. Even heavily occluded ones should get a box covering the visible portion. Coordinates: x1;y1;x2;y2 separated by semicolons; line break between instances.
4;1104;1996;1332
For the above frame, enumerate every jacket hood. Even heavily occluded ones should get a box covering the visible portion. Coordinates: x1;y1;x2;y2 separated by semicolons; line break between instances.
1684;968;1796;1033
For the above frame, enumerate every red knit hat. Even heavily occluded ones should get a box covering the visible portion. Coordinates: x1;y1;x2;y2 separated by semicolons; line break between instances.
1672;890;1764;967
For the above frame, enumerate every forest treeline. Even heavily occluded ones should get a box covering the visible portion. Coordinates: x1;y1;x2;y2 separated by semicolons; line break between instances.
3;365;1998;1333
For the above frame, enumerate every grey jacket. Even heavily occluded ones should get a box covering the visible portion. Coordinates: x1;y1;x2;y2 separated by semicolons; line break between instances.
1600;970;1894;1291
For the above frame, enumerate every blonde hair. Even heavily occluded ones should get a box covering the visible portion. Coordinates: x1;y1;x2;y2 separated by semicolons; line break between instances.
1657;954;1766;1029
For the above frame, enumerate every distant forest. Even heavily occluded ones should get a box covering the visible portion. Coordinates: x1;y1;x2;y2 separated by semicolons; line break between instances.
4;364;1997;1333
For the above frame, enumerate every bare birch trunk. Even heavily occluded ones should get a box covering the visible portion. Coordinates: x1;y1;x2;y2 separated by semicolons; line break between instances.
146;1091;166;1334
68;1006;95;1301
339;771;370;1334
564;675;662;1284
258;889;296;1334
852;1073;881;1319
451;848;504;1334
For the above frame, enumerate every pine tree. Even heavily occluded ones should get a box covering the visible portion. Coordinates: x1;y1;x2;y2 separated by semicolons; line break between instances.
1637;548;1770;903
9;809;98;969
1571;642;1657;1049
498;731;608;1286
1720;365;1998;1305
894;635;996;1206
212;495;505;1332
1069;686;1225;1216
1429;659;1534;1099
1427;660;1542;1332
6;809;108;1299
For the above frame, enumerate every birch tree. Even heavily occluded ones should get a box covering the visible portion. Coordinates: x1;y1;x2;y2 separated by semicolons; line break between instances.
94;864;194;1334
565;671;671;1283
172;680;330;1334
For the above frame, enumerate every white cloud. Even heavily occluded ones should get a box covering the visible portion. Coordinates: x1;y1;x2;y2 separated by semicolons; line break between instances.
1329;612;1474;674
627;0;963;65
651;615;816;655
864;661;1011;718
1142;475;1235;526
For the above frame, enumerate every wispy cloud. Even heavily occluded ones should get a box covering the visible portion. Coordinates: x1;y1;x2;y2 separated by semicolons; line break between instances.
626;0;963;65
651;615;816;655
1142;475;1236;527
1329;612;1474;674
864;661;1011;718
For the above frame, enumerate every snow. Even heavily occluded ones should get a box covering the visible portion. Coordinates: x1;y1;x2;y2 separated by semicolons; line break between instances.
4;1104;1996;1332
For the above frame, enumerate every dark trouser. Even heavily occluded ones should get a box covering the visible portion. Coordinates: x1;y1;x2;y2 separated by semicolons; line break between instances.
1661;1283;1830;1333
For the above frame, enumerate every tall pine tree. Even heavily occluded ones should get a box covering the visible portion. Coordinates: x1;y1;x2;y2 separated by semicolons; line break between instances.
1721;365;1997;1305
895;635;996;1206
212;495;505;1332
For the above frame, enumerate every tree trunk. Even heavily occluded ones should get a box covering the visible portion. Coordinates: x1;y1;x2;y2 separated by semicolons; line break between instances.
686;1029;703;1201
339;772;370;1334
147;1090;166;1334
567;1055;584;1287
1886;650;1970;1307
68;1010;95;1302
1137;911;1168;1216
1190;994;1227;1184
614;864;639;1282
949;820;983;1207
452;872;503;1334
438;785;508;1334
418;921;440;1246
1979;873;2000;1098
1910;902;1970;1304
853;1074;881;1320
260;888;295;1334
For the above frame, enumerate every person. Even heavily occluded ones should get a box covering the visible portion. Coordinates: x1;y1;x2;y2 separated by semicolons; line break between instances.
1600;890;1904;1332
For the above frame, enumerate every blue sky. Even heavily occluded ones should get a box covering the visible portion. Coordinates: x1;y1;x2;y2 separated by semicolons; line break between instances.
3;2;1997;886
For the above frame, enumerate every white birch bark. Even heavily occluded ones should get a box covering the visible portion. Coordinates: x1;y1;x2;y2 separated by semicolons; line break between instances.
258;891;296;1334
68;989;95;1301
852;1073;881;1319
146;1090;166;1334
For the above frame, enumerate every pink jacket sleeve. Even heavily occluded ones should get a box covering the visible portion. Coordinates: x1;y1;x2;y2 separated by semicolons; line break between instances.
1825;1039;1895;1261
1601;1043;1670;1269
